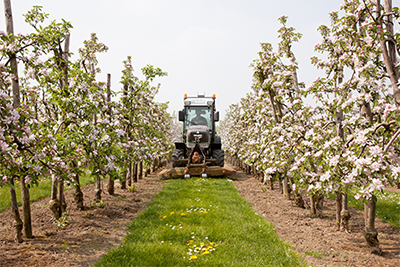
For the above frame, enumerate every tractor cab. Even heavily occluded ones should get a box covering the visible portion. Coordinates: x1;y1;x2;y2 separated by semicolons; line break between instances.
179;94;219;131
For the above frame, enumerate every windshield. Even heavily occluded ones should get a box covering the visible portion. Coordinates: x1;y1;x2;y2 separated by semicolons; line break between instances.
184;106;212;130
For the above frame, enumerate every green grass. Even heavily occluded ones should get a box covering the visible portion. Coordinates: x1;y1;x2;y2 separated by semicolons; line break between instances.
0;171;97;212
346;190;400;228
96;178;305;267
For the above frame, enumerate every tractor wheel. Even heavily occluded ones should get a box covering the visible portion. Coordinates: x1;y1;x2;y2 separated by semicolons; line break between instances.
212;149;224;167
172;149;185;167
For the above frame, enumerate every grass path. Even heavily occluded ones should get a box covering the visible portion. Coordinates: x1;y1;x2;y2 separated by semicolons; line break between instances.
96;178;305;267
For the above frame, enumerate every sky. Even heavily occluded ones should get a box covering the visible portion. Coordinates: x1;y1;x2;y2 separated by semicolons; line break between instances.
2;0;397;119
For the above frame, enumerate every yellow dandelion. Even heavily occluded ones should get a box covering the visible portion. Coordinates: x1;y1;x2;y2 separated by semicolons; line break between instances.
214;244;219;247
162;215;167;219
202;251;210;255
170;212;174;215
181;213;186;216
190;255;197;260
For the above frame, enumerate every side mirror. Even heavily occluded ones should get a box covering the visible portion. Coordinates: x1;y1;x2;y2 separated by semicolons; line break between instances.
214;111;219;122
178;110;185;121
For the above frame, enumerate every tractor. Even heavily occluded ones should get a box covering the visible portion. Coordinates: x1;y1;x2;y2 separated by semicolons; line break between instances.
159;93;235;179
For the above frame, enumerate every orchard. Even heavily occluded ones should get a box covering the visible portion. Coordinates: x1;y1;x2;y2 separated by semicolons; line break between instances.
1;0;399;266
1;2;172;243
220;0;400;256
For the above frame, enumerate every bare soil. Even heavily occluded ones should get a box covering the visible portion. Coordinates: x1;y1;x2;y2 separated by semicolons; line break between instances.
0;170;167;267
1;166;399;267
230;165;400;267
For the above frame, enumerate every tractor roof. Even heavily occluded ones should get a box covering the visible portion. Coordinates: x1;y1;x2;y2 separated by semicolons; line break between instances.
183;93;216;107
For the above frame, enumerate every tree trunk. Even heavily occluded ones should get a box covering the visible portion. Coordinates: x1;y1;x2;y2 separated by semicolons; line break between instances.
19;176;32;238
72;162;84;210
139;161;143;180
336;192;342;230
152;159;157;172
93;174;102;202
73;173;84;210
158;158;163;169
282;176;291;200
49;174;60;219
106;73;114;195
107;175;114;195
310;195;316;215
133;163;138;183
316;195;324;217
293;190;305;208
55;35;69;217
267;89;281;123
363;196;381;254
290;178;304;208
340;193;351;232
5;0;25;242
360;102;373;125
364;202;368;228
382;0;400;107
9;178;23;243
127;163;132;187
310;194;324;217
120;170;127;189
58;179;65;218
4;0;20;108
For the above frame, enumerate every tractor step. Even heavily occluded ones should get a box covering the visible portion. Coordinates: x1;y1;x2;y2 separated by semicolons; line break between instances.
158;166;236;179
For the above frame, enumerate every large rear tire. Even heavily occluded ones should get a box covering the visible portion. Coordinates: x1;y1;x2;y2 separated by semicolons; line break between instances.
212;149;224;167
172;149;185;167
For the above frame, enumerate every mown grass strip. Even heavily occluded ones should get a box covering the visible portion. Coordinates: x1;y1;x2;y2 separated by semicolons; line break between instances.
96;178;305;267
0;171;97;212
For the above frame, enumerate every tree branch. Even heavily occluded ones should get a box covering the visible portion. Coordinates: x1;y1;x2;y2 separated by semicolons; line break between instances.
384;128;400;152
322;121;336;130
372;120;396;134
288;135;305;154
